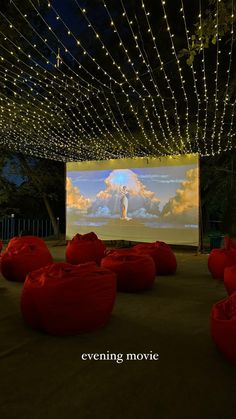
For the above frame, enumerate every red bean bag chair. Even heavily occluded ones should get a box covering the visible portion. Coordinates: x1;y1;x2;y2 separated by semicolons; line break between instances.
101;253;155;292
133;241;177;275
1;242;53;282
224;265;236;295
208;238;236;280
210;292;236;363
105;248;136;256
66;232;106;265
224;236;236;251
7;235;48;251
21;262;116;335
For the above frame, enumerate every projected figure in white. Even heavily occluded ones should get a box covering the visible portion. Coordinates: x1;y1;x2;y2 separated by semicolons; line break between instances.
120;186;131;220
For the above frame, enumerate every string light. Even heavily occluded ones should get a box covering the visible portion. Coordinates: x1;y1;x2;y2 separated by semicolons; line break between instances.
140;0;184;151
28;0;161;155
72;0;170;155
198;0;209;155
0;0;234;161
118;0;176;150
14;0;115;91
161;0;192;153
0;58;121;162
180;0;201;153
219;0;234;152
0;39;93;148
210;0;220;156
0;16;136;158
225;100;236;151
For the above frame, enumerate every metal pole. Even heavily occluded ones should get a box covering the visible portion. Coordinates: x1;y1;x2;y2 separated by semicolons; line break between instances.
10;214;15;238
56;217;60;239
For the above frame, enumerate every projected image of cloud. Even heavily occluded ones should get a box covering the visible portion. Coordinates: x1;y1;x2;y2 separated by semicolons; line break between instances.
160;168;199;223
66;177;91;210
88;169;161;218
66;155;199;245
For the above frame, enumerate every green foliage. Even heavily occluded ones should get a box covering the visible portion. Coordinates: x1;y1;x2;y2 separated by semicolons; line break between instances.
179;0;235;65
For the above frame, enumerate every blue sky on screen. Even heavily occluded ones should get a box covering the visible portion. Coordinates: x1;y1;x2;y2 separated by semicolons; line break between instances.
68;164;196;208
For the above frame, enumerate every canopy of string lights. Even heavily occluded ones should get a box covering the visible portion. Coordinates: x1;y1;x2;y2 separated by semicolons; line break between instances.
0;0;235;161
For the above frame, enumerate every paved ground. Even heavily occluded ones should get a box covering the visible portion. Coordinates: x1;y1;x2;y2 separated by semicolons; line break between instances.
0;245;235;419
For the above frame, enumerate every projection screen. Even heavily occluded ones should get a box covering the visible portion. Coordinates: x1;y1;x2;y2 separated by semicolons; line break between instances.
66;154;199;246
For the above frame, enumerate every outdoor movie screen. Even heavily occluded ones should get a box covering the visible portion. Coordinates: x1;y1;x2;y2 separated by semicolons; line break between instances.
66;154;199;245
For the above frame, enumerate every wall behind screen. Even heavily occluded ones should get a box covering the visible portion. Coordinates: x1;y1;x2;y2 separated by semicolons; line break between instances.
66;154;199;246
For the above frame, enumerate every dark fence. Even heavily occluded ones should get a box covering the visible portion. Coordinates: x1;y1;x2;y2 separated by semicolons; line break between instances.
0;217;56;241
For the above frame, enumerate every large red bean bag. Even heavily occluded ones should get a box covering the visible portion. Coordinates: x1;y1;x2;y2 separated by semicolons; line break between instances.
7;235;48;251
21;262;116;335
101;253;155;292
105;248;136;256
208;247;236;280
133;241;177;275
210;292;236;363
1;242;53;282
224;265;236;295
66;232;106;265
224;236;236;251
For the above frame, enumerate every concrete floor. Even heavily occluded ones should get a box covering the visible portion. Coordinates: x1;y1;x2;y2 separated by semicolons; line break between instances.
0;244;235;419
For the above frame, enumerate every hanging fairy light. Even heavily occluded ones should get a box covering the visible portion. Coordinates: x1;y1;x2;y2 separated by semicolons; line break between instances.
160;0;192;153
198;0;210;156
115;0;176;148
140;0;185;151
210;0;220;156
219;0;234;153
180;0;201;153
0;0;234;161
